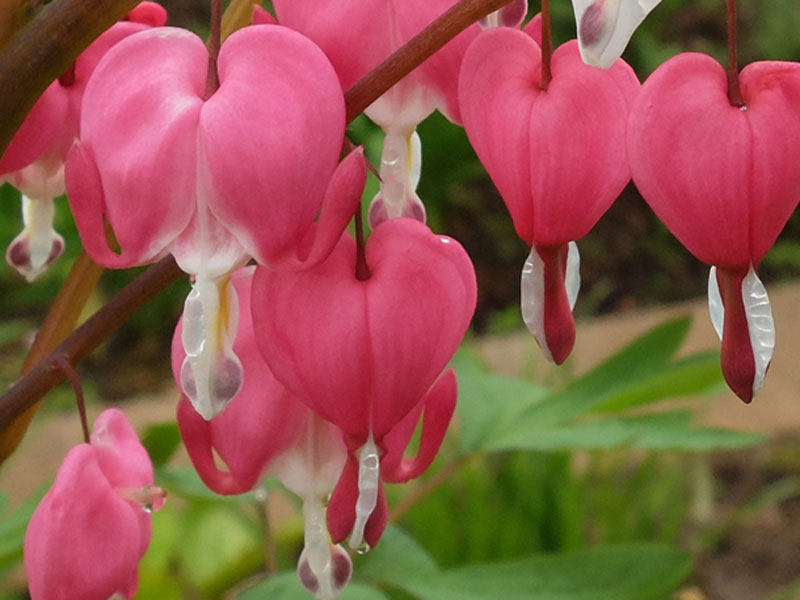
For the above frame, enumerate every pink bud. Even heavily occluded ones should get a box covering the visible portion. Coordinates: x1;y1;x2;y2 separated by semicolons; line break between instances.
24;409;163;600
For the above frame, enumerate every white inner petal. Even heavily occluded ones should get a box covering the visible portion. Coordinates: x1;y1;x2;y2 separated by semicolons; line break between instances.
707;266;724;341
741;266;775;398
521;245;552;362
180;276;243;420
348;435;380;551
565;241;581;310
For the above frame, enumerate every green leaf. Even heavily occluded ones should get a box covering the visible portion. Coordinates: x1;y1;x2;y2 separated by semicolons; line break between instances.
593;351;724;413
485;411;762;452
140;422;182;468
516;316;693;427
392;543;691;600
236;572;389;600
0;489;45;571
156;465;274;503
453;350;549;454
356;525;439;583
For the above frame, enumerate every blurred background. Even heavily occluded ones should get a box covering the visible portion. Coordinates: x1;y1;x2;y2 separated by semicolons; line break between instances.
2;1;800;599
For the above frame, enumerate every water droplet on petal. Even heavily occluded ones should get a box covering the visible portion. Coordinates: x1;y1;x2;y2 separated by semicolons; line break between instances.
355;541;370;555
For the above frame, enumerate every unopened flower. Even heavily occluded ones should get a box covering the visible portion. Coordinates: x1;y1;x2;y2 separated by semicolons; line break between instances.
24;409;164;600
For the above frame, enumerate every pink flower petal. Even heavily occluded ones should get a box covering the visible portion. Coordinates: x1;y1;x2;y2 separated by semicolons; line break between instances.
381;369;457;483
69;27;206;267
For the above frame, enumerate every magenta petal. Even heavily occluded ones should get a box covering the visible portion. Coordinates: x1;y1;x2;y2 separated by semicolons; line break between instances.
0;82;67;175
538;244;576;365
459;28;538;244
461;34;633;247
253;219;476;442
740;61;800;265
251;5;278;24
381;370;457;483
253;236;370;437
628;53;752;267
523;13;543;46
125;1;168;26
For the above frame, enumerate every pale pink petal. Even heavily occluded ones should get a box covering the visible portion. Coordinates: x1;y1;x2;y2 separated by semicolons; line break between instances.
71;27;206;267
25;446;146;600
201;25;357;270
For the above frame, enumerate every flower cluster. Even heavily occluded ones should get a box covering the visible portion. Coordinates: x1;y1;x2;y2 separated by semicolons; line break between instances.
6;1;800;598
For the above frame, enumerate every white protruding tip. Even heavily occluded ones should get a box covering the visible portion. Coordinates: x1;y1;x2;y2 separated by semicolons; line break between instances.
741;266;774;398
565;241;581;311
573;0;662;69
348;436;380;551
521;245;552;361
707;266;723;341
180;276;243;420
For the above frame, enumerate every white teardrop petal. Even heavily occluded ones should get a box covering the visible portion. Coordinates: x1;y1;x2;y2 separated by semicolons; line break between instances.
572;0;662;69
565;241;581;311
707;266;723;341
348;435;381;551
741;266;774;398
520;245;553;362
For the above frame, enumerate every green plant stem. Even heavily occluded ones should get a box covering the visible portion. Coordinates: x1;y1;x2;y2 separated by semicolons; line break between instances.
0;0;139;156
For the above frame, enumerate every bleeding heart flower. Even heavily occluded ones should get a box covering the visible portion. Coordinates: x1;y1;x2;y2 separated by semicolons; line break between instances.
273;1;480;227
252;218;475;548
572;0;662;69
0;2;167;281
459;25;638;364
66;24;366;420
628;53;800;401
173;267;350;599
24;408;164;600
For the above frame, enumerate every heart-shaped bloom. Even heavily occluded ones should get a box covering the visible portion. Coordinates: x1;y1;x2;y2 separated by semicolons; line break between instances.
273;1;480;227
66;24;366;420
459;25;639;364
571;0;662;68
0;2;167;280
252;218;476;548
628;54;800;401
24;408;165;600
